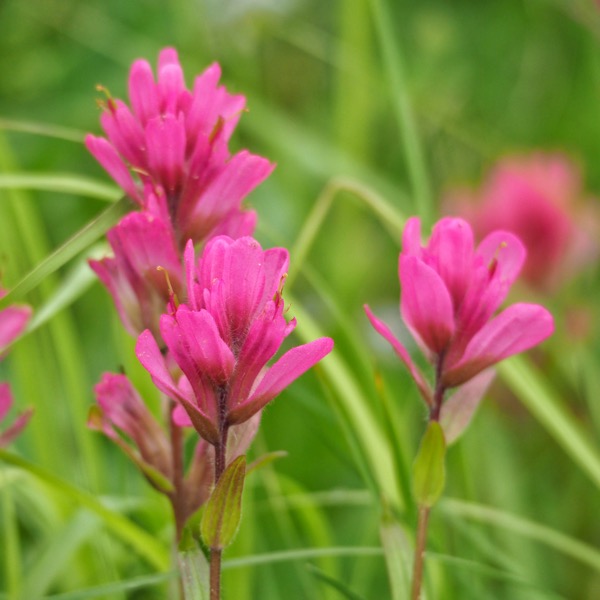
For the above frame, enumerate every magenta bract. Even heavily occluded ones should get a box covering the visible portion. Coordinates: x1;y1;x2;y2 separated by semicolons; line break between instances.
366;217;554;393
136;236;334;444
89;211;183;337
86;48;274;244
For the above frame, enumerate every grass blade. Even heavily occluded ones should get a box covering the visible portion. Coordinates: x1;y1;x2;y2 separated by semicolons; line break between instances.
0;196;131;308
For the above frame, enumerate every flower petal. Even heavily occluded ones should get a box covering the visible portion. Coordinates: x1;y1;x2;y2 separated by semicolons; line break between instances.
128;59;159;126
161;307;235;388
135;329;219;444
85;135;140;202
443;303;554;387
400;255;455;354
427;217;475;307
0;305;31;354
364;305;432;405
0;382;12;421
228;337;333;425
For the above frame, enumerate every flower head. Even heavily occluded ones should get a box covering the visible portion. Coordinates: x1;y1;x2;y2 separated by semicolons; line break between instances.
365;217;554;400
445;153;599;290
86;48;273;245
136;236;334;445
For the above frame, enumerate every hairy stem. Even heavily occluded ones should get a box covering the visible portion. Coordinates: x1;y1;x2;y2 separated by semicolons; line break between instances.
169;403;186;544
209;389;229;600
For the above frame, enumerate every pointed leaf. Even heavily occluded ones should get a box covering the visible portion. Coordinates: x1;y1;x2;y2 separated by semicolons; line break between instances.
201;455;246;550
412;421;446;508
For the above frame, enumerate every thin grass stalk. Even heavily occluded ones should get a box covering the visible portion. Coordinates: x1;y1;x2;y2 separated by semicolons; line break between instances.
368;0;432;223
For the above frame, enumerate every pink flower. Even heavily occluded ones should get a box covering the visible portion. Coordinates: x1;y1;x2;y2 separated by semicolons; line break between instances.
0;383;32;447
86;48;273;245
0;297;33;446
365;217;554;401
89;211;183;337
90;372;259;517
445;153;599;290
136;236;334;445
0;300;31;357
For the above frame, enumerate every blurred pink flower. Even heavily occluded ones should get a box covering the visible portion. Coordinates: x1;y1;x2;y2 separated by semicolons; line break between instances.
86;48;273;244
0;300;31;356
89;211;183;337
136;236;334;445
90;372;259;518
0;383;32;447
365;217;554;406
0;295;32;446
445;153;599;290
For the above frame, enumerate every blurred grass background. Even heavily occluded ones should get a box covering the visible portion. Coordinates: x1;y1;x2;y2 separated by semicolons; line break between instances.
0;0;599;598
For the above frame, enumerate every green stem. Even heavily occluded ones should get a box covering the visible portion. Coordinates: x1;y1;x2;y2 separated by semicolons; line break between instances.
209;402;229;600
410;505;430;600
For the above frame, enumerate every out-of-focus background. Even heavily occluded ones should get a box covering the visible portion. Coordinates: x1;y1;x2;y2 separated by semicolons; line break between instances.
0;0;599;598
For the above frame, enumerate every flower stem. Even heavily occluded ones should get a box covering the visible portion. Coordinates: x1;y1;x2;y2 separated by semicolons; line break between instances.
410;504;431;600
169;403;186;544
209;416;229;600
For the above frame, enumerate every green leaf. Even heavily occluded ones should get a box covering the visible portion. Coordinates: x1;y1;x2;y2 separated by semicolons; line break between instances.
306;564;367;600
178;537;210;600
499;355;600;490
0;173;120;202
201;455;246;550
0;196;132;309
246;450;288;476
412;421;446;507
379;512;412;600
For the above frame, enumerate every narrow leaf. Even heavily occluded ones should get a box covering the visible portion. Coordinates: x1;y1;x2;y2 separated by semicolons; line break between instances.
178;538;210;600
201;455;246;550
379;513;412;600
412;421;446;507
0;196;132;308
0;173;120;202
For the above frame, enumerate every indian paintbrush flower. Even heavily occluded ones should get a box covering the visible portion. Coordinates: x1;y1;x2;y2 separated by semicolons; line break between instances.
136;235;334;447
444;153;599;291
86;47;273;245
365;216;554;417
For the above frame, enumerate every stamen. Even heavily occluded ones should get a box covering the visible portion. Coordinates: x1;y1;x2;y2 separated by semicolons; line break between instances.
157;266;179;313
95;84;117;112
488;241;508;277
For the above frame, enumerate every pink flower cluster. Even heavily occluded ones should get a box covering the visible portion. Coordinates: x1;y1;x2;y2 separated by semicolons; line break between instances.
0;293;32;447
445;153;598;291
86;48;273;244
87;48;333;523
366;217;554;417
136;237;333;445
